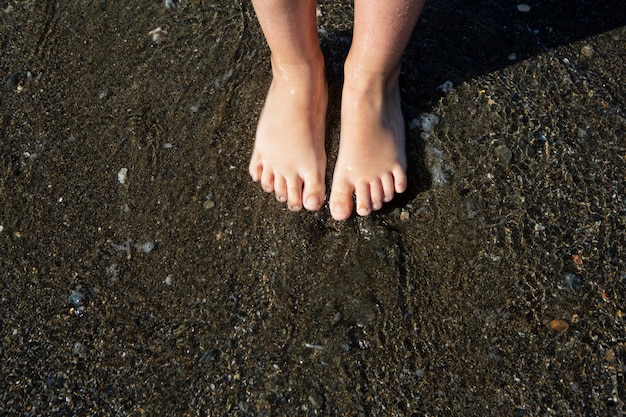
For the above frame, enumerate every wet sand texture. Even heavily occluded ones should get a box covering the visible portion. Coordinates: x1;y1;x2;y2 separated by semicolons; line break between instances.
1;0;625;415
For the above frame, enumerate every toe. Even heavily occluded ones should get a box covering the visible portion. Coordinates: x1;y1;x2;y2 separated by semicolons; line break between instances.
260;169;274;193
249;158;262;182
355;182;372;217
330;185;354;221
302;172;325;211
274;175;288;203
369;179;385;211
392;167;408;193
286;177;304;212
381;173;395;202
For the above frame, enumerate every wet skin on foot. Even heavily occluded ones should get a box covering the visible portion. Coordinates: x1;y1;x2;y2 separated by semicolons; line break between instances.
248;56;328;212
329;79;407;221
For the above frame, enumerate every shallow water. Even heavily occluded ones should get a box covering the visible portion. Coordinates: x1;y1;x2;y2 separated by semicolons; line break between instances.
1;0;625;415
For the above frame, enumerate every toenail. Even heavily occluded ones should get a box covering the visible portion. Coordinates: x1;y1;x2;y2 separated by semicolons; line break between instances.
305;196;320;208
277;195;287;202
289;205;302;212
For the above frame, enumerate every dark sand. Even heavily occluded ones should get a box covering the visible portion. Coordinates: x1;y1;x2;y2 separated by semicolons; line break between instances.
1;0;625;415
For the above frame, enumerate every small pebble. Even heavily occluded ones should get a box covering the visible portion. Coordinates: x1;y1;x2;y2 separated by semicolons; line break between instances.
331;312;342;325
508;52;517;61
308;391;324;409
517;4;531;13
561;272;581;291
134;241;155;253
69;286;85;306
5;72;23;91
437;80;453;93
117;167;128;184
420;113;440;133
581;44;594;58
494;144;512;165
605;349;616;363
203;200;215;209
149;27;168;43
549;319;569;333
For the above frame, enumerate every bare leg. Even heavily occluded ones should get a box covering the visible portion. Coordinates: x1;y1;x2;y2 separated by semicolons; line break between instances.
249;0;327;212
329;0;425;220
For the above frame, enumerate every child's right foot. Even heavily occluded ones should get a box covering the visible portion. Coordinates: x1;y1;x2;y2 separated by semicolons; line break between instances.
248;54;328;212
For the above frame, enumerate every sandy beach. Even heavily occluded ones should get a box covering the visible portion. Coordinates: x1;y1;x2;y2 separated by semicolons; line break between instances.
1;0;625;415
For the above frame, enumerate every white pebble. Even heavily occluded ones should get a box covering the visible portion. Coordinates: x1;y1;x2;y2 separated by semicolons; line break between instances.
149;27;168;43
164;276;173;285
164;0;175;9
0;225;3;233
135;242;155;253
117;167;128;184
517;4;531;12
426;146;447;185
437;80;453;93
420;113;440;133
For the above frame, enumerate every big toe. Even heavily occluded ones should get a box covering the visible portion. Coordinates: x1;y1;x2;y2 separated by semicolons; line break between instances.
330;186;354;221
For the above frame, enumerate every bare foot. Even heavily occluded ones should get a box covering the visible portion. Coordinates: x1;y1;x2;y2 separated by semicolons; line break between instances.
249;55;328;212
329;74;407;221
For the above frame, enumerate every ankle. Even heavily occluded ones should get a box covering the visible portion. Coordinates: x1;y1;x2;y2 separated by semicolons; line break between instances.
270;49;325;81
343;57;400;96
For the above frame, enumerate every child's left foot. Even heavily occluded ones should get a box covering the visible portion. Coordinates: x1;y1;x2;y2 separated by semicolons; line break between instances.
329;73;407;221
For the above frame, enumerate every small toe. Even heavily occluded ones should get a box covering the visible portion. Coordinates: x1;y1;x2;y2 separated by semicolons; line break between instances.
355;182;372;217
369;180;385;211
286;177;304;211
249;159;262;182
392;167;408;193
260;169;274;193
381;173;395;202
274;176;288;202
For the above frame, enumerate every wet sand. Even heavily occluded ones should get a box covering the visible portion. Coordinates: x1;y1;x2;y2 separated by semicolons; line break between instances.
1;0;625;415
